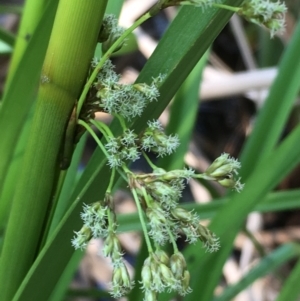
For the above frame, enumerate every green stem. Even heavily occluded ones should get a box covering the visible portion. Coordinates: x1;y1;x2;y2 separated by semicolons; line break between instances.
141;185;178;252
106;196;115;233
112;113;127;131
116;167;129;182
106;207;114;231
122;164;132;174
193;173;215;181
167;227;179;253
242;226;266;257
76;12;152;118
89;118;113;141
142;151;158;170
107;168;116;193
105;170;116;232
212;3;240;13
78;120;109;157
141;186;152;207
131;186;153;253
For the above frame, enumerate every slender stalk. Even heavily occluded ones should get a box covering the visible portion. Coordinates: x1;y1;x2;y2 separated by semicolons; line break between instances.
193;173;214;181
141;186;152;207
106;170;116;233
112;113;127;131
143;151;158;170
167;227;179;253
242;227;266;257
179;2;240;12
117;167;129;182
0;1;108;300
78;120;109;157
89;119;114;141
107;168;116;193
131;187;153;253
212;3;240;12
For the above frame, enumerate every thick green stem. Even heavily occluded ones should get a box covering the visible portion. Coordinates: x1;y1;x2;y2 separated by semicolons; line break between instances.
0;1;107;300
0;86;73;301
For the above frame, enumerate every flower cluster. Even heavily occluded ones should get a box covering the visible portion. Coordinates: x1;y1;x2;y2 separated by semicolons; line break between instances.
103;231;135;297
72;194;134;298
202;153;244;192
110;261;134;298
105;130;141;168
239;0;287;37
141;120;180;157
140;250;192;300
71;202;108;250
132;168;220;251
79;59;162;123
93;60;161;120
98;14;126;52
105;120;179;168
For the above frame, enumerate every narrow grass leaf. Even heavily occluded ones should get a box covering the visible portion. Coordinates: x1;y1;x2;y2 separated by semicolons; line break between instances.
0;108;33;231
47;134;87;240
48;250;84;301
0;5;23;14
276;257;300;301
240;20;300;179
0;27;15;46
66;288;111;299
214;244;300;301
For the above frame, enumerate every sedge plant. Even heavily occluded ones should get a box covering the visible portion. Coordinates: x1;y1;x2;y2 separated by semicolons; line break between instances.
0;0;293;300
